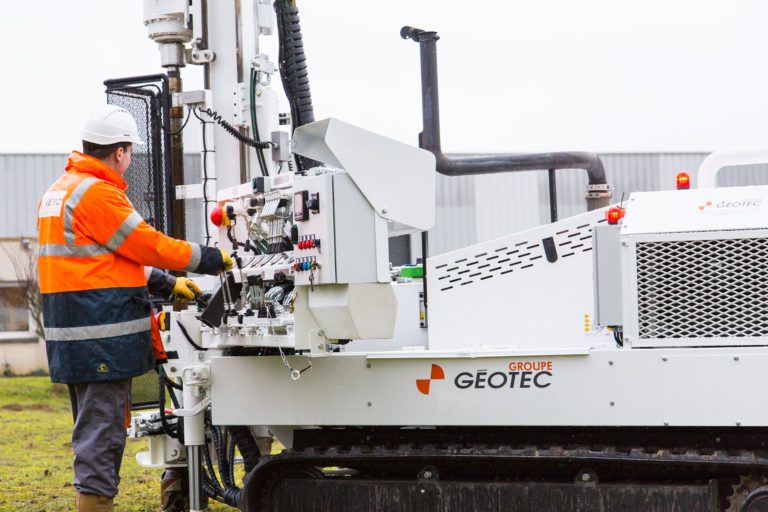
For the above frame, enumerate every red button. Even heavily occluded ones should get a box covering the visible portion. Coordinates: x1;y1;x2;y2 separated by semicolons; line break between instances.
210;205;223;227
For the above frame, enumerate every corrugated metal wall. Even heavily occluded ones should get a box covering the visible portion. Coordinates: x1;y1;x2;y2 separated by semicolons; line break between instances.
0;154;67;238
428;153;768;255
0;153;205;241
4;153;768;254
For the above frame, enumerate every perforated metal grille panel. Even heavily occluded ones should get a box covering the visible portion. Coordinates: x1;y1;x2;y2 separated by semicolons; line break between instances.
433;220;602;292
636;238;768;339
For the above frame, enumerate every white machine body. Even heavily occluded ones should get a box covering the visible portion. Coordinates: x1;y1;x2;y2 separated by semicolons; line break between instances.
427;208;610;352
207;184;768;430
135;1;768;486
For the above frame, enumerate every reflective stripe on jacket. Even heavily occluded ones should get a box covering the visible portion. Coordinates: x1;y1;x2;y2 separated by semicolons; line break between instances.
38;152;222;383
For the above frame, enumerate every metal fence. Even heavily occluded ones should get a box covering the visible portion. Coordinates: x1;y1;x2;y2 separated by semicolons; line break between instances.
105;75;173;236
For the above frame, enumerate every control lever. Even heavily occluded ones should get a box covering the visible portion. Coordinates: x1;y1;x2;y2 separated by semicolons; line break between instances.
219;271;235;321
193;291;207;309
233;252;249;306
225;205;238;251
308;261;321;292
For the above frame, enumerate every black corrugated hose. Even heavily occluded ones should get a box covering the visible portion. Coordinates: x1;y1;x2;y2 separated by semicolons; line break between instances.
158;365;182;442
274;0;316;172
200;416;261;507
229;425;261;474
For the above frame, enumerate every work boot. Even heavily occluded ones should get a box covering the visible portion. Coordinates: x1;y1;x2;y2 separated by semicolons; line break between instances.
76;491;114;512
160;468;188;512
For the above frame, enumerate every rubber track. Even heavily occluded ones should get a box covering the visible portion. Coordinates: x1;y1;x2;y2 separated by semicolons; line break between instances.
240;442;768;511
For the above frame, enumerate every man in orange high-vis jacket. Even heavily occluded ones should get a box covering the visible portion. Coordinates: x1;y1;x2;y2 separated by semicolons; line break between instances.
37;105;233;512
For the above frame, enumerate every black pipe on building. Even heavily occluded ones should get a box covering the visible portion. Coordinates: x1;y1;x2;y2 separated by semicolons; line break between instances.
401;26;612;212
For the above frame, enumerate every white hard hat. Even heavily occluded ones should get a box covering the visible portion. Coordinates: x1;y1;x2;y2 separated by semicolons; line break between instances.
81;105;144;145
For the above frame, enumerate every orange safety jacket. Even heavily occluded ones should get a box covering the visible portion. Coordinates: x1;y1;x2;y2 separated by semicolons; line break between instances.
38;152;222;384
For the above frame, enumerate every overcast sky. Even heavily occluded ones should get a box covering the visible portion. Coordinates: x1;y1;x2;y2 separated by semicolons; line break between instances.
4;0;768;154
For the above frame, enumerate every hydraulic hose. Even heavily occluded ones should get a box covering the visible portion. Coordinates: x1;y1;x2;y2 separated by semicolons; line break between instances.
274;0;316;171
249;68;270;176
199;416;255;507
229;426;261;474
158;366;181;441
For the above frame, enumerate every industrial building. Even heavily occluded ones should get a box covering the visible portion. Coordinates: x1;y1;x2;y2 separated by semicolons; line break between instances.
2;151;766;376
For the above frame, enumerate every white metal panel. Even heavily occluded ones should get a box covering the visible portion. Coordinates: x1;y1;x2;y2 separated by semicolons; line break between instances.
427;208;611;351
293;173;337;285
307;283;397;340
661;353;763;426
332;173;388;283
592;224;622;326
622;185;768;235
343;280;428;352
206;1;243;191
292;118;436;230
210;346;768;426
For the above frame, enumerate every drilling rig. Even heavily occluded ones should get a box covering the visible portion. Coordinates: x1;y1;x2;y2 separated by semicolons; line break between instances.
127;2;768;511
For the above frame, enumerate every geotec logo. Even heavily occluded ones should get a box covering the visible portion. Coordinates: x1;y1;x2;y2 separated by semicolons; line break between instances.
698;199;762;211
416;364;445;395
416;361;554;395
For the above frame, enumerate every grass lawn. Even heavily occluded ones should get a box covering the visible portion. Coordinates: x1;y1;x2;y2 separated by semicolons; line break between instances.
0;376;241;512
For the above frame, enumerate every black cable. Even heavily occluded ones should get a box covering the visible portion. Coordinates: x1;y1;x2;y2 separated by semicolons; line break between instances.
163;375;183;391
202;479;224;503
613;330;624;347
195;107;273;150
165;107;192;136
226;226;242;250
229;426;261;474
194;109;215;245
202;440;224;494
201;447;224;502
227;430;236;488
201;417;242;507
220;486;241;506
250;68;269;176
202;415;227;504
158;367;181;440
177;320;207;351
212;424;235;489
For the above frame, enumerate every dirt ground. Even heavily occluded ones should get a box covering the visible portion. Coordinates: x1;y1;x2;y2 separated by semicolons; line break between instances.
0;376;239;511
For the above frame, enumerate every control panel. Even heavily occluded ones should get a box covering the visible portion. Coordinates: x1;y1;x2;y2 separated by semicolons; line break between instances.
291;173;336;286
215;169;389;290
